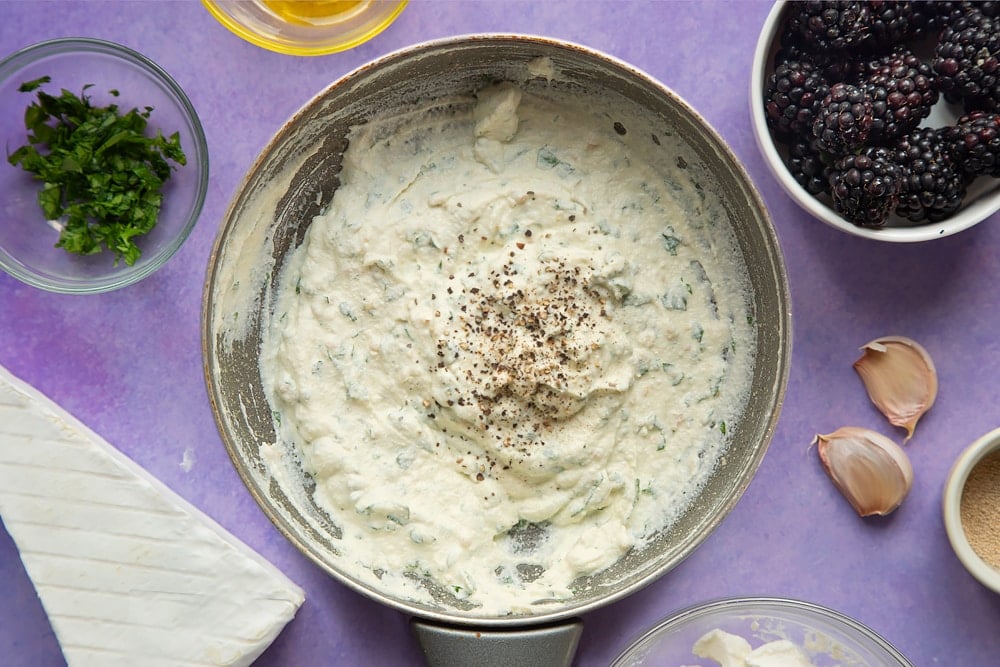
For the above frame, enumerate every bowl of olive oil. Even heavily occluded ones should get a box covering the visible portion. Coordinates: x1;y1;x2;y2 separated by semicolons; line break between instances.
202;0;407;56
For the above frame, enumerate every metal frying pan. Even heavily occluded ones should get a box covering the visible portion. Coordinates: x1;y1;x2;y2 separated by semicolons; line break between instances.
201;34;791;666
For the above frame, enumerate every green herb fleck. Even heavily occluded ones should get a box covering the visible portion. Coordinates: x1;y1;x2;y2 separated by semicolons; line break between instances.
7;76;187;266
660;232;681;256
339;302;358;322
536;146;561;168
660;285;688;311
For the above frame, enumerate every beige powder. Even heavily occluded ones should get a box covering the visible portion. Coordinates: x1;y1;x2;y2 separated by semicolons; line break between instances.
960;448;1000;571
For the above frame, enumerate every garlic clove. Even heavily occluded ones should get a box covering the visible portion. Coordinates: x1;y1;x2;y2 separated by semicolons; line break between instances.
814;426;914;517
853;335;937;442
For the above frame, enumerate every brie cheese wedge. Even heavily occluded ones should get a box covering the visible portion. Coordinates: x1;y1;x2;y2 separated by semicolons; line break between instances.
0;365;305;667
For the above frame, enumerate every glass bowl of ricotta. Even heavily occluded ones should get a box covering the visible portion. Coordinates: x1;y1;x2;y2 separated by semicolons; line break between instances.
0;38;208;293
612;597;912;667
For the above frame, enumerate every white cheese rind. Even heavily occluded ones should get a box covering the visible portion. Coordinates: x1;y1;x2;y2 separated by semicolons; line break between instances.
0;365;305;667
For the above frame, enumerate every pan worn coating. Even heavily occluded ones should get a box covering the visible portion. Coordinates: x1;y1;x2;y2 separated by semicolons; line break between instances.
201;34;791;664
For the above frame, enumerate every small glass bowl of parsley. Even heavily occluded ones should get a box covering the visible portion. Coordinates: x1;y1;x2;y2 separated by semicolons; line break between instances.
0;38;208;293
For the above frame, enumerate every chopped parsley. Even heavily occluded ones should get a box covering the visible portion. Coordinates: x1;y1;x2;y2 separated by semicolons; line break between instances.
7;76;186;266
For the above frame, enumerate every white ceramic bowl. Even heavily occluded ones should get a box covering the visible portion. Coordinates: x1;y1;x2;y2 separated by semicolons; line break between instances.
611;597;911;666
943;427;1000;595
750;1;1000;242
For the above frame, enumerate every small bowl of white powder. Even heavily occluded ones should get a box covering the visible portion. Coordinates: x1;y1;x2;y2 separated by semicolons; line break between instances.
943;427;1000;595
611;597;912;667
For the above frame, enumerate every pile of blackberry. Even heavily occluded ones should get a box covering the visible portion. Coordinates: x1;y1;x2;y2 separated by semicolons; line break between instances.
765;1;1000;227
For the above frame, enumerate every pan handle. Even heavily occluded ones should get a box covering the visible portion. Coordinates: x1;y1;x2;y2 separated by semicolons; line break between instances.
411;617;583;667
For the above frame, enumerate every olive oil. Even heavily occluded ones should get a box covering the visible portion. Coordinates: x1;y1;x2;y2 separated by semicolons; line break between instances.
261;0;367;26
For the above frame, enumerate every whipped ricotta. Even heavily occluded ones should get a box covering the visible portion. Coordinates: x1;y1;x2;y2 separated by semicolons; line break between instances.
691;629;815;667
261;80;755;614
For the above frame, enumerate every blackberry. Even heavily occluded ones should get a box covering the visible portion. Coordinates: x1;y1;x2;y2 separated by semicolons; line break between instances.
861;49;938;144
828;146;903;227
774;31;864;84
785;1;874;54
765;59;831;141
944;111;1000;177
895;127;967;222
812;83;875;155
786;138;832;196
930;2;1000;23
932;9;1000;111
979;2;1000;19
868;1;937;44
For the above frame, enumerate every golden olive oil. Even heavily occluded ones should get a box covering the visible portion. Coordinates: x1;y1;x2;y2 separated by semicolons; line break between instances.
261;0;367;26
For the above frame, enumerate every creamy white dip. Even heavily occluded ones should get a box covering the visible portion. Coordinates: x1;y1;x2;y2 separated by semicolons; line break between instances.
260;81;755;615
689;629;816;667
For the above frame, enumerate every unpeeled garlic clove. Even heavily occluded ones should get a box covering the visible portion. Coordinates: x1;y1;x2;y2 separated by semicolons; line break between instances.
853;335;937;442
814;426;913;517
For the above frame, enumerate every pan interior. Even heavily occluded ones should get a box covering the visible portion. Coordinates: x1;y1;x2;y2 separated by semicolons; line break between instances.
204;36;789;625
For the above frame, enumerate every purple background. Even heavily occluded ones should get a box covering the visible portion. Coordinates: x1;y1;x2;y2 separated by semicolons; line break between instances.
2;1;999;665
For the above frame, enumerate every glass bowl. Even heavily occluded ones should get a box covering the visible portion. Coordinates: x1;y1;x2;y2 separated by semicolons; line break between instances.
0;38;208;294
611;597;912;666
750;1;1000;242
943;427;1000;595
202;0;408;56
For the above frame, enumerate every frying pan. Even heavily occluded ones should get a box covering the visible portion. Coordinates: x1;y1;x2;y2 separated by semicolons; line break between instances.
202;35;791;666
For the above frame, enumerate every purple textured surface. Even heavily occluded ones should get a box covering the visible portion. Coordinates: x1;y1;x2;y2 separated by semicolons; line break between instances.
1;1;999;666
